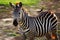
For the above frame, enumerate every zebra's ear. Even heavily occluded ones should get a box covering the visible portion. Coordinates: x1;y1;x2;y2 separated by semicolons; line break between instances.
19;2;22;7
9;2;15;8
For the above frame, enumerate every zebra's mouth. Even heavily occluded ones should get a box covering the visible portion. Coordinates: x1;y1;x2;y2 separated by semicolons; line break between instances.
13;19;18;26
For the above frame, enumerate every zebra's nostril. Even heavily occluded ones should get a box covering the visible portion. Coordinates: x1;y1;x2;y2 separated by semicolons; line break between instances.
13;19;18;26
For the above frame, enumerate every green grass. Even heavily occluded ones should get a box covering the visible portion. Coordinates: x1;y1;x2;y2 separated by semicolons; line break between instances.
0;0;40;6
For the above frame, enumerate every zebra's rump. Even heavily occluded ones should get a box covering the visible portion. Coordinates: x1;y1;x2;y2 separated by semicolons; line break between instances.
32;11;57;36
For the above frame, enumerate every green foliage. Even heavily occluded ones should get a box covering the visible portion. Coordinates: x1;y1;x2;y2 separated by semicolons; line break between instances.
3;29;20;36
58;30;60;33
7;33;20;37
0;0;40;6
7;33;16;36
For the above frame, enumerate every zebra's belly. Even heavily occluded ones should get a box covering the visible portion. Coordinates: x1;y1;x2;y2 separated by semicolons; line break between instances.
36;27;49;37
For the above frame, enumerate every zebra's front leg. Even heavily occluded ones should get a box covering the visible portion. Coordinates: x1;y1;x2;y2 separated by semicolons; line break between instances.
27;31;35;40
16;28;26;40
17;27;35;40
20;28;35;40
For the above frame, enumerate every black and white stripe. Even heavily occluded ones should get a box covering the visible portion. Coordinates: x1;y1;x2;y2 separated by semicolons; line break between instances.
19;10;57;37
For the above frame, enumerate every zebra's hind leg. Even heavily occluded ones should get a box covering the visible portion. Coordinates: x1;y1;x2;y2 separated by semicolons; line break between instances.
45;33;51;40
45;30;59;40
27;31;35;40
50;30;59;40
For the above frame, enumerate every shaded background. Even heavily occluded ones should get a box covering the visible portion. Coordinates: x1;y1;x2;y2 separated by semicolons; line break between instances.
0;0;60;40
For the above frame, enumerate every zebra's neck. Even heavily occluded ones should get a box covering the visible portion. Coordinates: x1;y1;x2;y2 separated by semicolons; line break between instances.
19;15;29;29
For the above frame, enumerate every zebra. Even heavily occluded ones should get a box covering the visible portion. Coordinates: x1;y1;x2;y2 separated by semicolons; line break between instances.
9;2;59;40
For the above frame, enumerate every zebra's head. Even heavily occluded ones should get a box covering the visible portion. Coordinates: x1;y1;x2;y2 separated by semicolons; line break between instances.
9;2;25;26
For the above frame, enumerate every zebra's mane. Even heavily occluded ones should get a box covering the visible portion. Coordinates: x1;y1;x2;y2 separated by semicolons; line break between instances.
21;7;41;18
21;7;55;18
22;7;30;14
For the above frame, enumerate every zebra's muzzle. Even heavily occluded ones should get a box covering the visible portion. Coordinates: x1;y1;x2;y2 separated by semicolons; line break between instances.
13;19;18;26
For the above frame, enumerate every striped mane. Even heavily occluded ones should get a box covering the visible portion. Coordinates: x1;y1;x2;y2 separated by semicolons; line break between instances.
22;7;30;14
21;7;41;17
